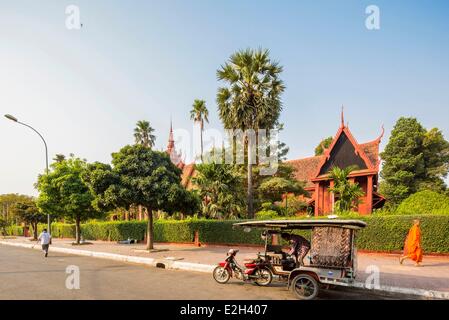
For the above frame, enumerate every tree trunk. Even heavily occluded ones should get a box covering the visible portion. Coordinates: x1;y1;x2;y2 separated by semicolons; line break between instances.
146;208;154;250
247;153;254;219
75;216;81;244
138;205;143;221
200;121;204;162
32;222;38;240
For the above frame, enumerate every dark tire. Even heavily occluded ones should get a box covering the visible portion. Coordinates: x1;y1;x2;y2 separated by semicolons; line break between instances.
254;268;273;286
291;274;319;300
213;266;231;284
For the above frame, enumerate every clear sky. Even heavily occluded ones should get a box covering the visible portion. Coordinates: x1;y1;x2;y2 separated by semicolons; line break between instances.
1;0;449;196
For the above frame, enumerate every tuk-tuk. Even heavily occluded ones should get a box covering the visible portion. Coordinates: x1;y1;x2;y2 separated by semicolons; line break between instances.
233;219;367;300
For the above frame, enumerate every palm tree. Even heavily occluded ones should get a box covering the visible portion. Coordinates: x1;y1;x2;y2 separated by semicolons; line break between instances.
53;154;66;163
134;120;156;149
328;166;365;213
192;155;245;219
190;99;209;162
133;120;156;221
216;48;285;218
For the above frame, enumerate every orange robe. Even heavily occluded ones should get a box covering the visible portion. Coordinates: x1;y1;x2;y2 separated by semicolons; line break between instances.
403;225;423;263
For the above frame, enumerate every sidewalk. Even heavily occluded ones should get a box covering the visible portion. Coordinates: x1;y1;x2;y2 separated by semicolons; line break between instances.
1;237;448;298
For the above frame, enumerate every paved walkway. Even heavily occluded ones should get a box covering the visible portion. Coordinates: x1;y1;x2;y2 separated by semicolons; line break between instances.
2;237;449;293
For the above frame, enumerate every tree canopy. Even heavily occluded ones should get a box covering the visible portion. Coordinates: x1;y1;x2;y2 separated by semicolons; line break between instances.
315;137;333;156
380;117;449;207
13;197;46;240
134;120;156;149
192;160;245;219
190;99;209;162
328;166;364;213
84;145;199;249
216;48;285;218
36;156;101;243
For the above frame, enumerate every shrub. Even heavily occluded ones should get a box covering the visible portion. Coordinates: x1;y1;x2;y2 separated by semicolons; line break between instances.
4;225;24;236
396;190;449;215
14;213;449;253
255;210;279;220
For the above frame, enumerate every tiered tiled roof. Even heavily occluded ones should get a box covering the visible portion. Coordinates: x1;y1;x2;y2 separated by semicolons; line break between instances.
286;156;324;189
359;141;381;169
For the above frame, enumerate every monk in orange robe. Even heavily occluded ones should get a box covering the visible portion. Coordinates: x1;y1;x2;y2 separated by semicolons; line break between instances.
400;220;423;267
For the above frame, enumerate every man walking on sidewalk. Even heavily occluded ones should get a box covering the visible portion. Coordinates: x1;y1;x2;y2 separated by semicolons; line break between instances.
38;229;51;258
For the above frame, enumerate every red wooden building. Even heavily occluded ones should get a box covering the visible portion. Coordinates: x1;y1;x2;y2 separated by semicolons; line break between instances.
287;112;385;215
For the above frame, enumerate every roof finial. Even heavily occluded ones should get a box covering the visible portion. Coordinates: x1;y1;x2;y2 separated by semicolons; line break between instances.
377;124;385;142
341;105;345;128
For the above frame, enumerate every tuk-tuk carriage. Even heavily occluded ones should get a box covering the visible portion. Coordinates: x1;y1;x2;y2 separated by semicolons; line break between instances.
233;219;367;300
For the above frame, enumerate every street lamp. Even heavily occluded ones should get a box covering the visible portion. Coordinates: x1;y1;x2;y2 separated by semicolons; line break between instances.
4;114;51;235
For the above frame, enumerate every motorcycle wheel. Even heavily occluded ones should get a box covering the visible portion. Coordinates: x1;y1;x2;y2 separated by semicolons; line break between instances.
254;268;273;286
213;266;231;284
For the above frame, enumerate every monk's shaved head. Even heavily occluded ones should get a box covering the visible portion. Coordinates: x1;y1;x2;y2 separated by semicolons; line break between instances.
413;219;420;226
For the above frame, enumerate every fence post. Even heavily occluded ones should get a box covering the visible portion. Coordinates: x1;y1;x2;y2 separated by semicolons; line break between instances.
194;231;200;247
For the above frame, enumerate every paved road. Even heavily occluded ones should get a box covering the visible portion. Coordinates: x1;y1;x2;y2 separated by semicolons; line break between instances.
0;246;423;300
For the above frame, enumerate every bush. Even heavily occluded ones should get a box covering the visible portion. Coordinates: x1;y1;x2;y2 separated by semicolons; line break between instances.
396;190;449;215
255;210;279;220
4;225;24;236
13;213;449;253
354;215;449;253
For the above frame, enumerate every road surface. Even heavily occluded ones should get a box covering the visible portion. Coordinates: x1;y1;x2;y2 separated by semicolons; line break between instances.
0;245;423;300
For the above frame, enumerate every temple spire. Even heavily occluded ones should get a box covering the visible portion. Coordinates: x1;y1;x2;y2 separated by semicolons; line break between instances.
166;119;185;169
341;105;345;128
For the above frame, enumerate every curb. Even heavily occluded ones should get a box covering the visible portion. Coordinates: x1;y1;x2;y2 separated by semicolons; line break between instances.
352;282;449;300
1;241;447;299
0;241;215;273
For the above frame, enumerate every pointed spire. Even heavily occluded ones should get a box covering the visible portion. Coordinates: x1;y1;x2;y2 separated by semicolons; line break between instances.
377;125;385;142
167;118;175;153
341;105;345;128
169;118;174;142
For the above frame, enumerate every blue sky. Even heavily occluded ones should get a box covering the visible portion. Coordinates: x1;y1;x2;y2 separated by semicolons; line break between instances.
1;0;449;195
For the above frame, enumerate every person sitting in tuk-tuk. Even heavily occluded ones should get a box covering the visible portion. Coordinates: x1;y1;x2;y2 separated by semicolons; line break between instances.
281;233;311;267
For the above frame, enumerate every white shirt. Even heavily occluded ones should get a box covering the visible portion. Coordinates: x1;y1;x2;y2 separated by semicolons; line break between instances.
38;232;51;245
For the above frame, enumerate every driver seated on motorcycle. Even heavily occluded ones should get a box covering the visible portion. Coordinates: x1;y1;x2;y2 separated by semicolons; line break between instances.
281;233;311;267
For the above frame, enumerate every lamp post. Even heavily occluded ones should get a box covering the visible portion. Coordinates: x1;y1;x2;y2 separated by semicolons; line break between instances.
4;114;51;235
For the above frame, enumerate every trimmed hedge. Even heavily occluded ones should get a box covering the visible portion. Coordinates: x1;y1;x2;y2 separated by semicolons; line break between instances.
9;214;449;253
354;215;449;253
4;225;24;236
396;190;449;215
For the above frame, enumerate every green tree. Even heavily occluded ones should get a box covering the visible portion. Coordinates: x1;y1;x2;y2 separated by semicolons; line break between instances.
258;177;304;204
380;117;449;207
274;123;290;161
84;145;198;250
36;156;100;244
328;166;365;213
217;48;285;218
315;137;333;156
421;128;449;192
53;154;66;163
134;120;157;220
0;193;33;224
12;198;46;240
134;120;156;149
192;158;245;219
190;99;209;162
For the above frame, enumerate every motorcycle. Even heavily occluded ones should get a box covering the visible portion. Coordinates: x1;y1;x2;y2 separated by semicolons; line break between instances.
213;249;273;286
